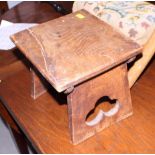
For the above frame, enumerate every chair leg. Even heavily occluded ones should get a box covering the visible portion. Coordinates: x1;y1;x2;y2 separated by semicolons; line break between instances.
128;31;155;88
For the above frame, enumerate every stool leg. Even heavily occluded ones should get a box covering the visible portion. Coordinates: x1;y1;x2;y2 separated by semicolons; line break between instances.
31;68;47;99
67;64;132;145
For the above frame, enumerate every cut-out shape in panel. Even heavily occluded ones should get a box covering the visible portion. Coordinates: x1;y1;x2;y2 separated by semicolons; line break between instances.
85;96;120;126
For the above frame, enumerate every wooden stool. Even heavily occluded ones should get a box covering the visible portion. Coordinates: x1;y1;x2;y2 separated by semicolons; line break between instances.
73;1;155;88
11;10;142;144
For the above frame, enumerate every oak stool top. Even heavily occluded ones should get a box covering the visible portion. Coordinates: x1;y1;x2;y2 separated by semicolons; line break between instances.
11;10;142;92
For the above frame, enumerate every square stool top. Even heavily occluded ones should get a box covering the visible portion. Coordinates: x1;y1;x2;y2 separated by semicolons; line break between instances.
11;10;142;92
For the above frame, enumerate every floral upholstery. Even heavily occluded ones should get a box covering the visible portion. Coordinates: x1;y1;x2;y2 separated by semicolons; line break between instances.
73;1;155;45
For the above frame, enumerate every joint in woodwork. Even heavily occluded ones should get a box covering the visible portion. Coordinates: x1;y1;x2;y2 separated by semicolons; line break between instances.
64;86;74;94
127;56;136;64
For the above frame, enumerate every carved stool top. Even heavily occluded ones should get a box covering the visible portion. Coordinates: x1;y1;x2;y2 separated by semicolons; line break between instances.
11;10;142;92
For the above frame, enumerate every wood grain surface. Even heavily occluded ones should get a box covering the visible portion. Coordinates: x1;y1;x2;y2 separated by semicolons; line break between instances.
0;2;154;153
0;59;154;153
0;1;73;81
31;68;47;99
0;2;73;23
67;64;133;144
11;10;142;92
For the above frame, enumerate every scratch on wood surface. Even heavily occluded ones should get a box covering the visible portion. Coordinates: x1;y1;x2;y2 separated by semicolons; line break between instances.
27;28;48;72
27;28;57;83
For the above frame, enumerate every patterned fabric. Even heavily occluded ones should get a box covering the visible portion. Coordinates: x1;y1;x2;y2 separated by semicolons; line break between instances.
73;1;155;45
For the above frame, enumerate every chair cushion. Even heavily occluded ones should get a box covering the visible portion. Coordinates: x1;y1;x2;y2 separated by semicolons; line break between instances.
73;1;155;45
